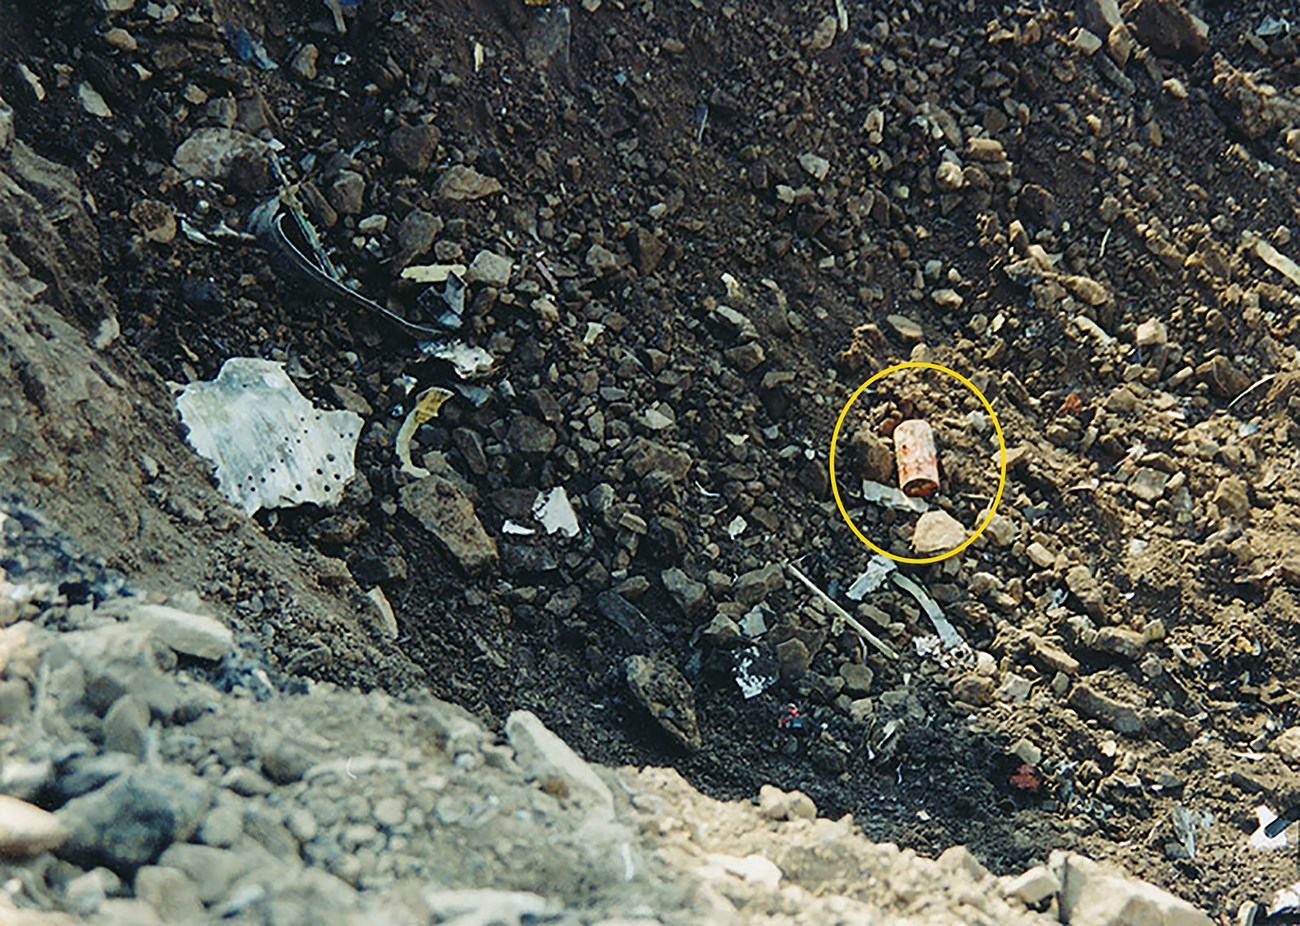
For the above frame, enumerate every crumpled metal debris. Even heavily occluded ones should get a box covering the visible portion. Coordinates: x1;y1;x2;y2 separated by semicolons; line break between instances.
734;645;778;699
175;358;362;515
417;341;496;379
862;480;928;513
251;195;461;338
891;572;963;650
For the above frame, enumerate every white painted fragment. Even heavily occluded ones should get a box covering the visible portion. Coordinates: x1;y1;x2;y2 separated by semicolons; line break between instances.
532;487;579;538
176;358;362;515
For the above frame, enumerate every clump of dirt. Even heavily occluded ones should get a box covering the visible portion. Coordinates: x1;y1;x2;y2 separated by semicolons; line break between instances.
2;0;1300;918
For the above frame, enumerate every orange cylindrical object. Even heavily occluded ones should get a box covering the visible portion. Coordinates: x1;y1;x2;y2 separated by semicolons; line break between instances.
894;419;939;497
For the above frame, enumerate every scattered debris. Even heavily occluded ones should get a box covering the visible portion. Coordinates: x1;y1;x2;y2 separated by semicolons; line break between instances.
175;358;362;515
395;387;453;478
786;562;898;659
891;572;963;650
417;341;496;379
532;487;579;538
862;480;929;513
894;420;939;497
734;645;778;699
846;555;897;599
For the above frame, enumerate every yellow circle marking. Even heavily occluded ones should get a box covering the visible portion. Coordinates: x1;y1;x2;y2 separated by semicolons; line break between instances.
829;362;1007;564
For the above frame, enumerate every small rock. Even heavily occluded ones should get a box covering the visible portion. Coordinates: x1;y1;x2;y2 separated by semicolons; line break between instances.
364;586;398;639
985;514;1017;546
1065;564;1106;618
1125;0;1209;60
1011;737;1042;766
260;741;314;785
1067;682;1141;734
700;613;742;647
1063;275;1109;306
0;794;67;856
757;784;816;821
172;128;270;192
1080;0;1122;34
1003;865;1061;906
134;866;205;923
388;122;441;173
1280;557;1300;586
584;243;620;276
102;694;150;757
885;314;924;342
437;164;503;201
1212;476;1250;521
98;601;233;660
912;510;966;556
399;476;498;576
734;563;785;607
1195;355;1250;399
505;711;613;816
953;673;995;706
628;226;668;274
839;662;874;695
290;43;319;80
1072;27;1104;55
1271;727;1300;764
661;568;707;618
78;83;112;118
1127;468;1169;502
775;638;810;681
1136;318;1168;347
1052;851;1213;926
1093;627;1146;661
624;655;701;751
329;170;366;216
798;152;829;181
507;415;556;456
57;769;211;876
129;199;176;245
466;249;513;287
357;214;387;235
996;673;1032;703
967;137;1007;163
725;342;765;373
808;14;838;50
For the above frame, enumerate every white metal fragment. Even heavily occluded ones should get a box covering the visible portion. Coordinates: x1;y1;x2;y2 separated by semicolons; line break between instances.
846;555;897;600
175;358;362;515
532;487;579;538
862;480;929;513
891;573;963;650
1249;805;1289;852
734;645;776;699
421;341;496;379
400;263;466;283
727;515;747;539
502;520;535;536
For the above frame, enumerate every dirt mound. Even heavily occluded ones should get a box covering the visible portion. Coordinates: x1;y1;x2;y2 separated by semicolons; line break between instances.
1;0;1299;918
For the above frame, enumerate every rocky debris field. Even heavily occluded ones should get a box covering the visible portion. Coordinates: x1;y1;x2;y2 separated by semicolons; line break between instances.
0;499;1217;925
2;0;1300;920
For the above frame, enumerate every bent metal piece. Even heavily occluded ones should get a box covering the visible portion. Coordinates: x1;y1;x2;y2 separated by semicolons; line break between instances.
252;196;459;339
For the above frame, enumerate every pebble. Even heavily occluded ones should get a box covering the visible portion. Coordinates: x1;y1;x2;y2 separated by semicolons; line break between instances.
505;710;614;817
798;153;829;181
329;170;366;216
290;44;319;80
399;476;499;576
57;769;211;875
1211;476;1250;521
374;797;405;828
388;122;441;173
0;794;68;856
467;249;513;287
661;568;707;618
172;128;271;191
102;693;150;757
437;164;503;201
839;662;874;695
134;865;205;922
98;600;233;660
885;314;924;342
624;655;701;751
129;199;177;245
912;510;967;556
757;784;816;821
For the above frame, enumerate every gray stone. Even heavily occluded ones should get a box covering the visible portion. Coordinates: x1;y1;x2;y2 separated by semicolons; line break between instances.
1271;727;1300;764
507;415;556;456
172;128;271;192
56;769;211;876
661;568;707;618
1003;864;1061;906
102;694;150;757
839;662;874;695
885;314;924;342
775;637;810;681
1127;468;1168;502
624;655;701;751
525;5;571;72
0;794;67;856
158;841;282;905
629;226;667;273
437;165;503;201
260;740;314;785
625;437;692;481
1052;850;1212;925
1079;0;1122;34
290;44;319;80
60;625;180;717
134;866;204;923
585;244;620;275
1125;0;1209;60
198;800;243;848
466;249;513;287
388;122;441;173
328;170;366;216
1068;682;1141;734
1065;564;1105;618
734;563;784;607
399;476;498;576
505;710;613;816
1211;476;1250;520
98;600;233;660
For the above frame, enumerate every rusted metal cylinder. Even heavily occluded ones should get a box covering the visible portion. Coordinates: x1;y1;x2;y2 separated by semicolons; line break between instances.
894;419;939;497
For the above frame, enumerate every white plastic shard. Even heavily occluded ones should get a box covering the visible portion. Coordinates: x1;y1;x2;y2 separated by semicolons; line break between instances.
532;487;579;538
846;555;897;600
176;358;362;515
